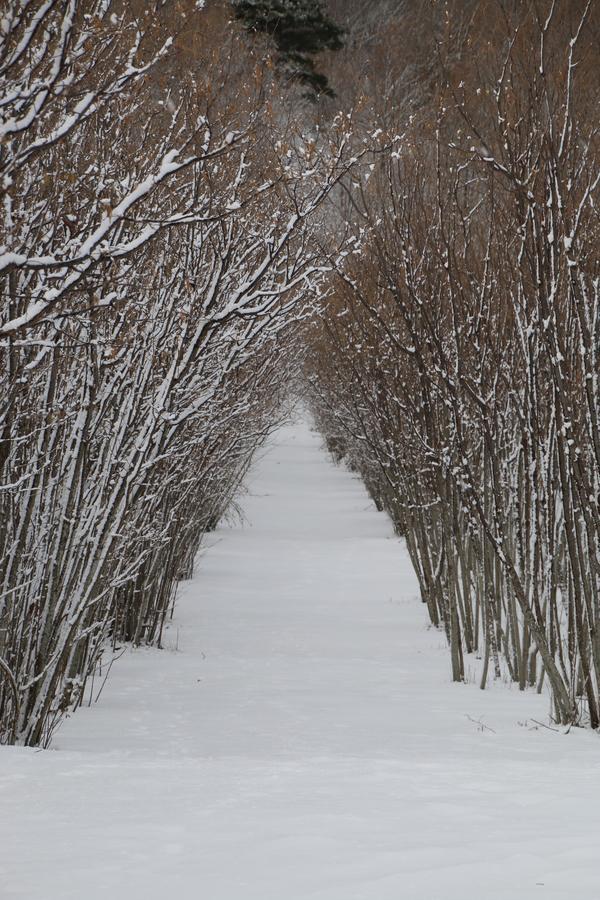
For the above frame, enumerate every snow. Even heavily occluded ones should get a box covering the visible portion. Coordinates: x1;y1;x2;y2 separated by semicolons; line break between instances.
1;415;600;899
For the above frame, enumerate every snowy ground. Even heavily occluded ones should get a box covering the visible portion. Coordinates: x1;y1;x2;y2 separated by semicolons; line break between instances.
2;417;600;900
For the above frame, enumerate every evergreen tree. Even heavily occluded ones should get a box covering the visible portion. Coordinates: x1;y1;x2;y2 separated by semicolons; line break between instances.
232;0;344;97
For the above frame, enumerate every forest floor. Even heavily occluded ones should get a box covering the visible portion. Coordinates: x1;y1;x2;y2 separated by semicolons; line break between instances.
2;415;600;899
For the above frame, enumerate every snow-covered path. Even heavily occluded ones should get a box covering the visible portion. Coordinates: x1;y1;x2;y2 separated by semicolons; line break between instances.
2;418;600;899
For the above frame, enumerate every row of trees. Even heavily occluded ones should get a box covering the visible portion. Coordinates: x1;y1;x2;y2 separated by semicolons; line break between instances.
0;0;355;745
308;1;600;727
4;0;597;743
